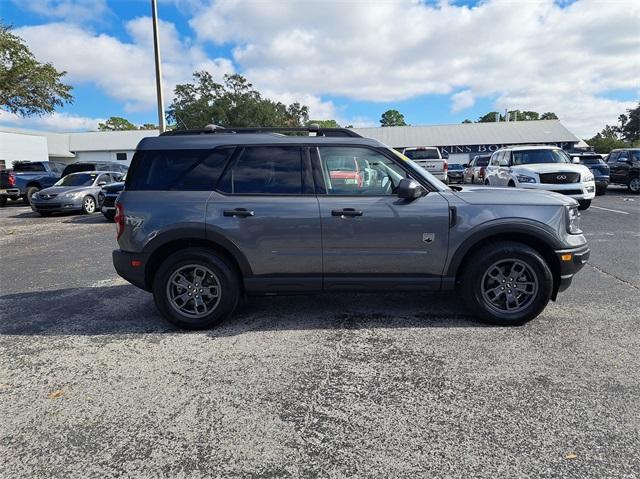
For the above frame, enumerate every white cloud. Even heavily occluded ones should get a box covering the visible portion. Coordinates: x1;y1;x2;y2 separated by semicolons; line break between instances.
15;19;234;113
0;111;104;132
188;0;640;137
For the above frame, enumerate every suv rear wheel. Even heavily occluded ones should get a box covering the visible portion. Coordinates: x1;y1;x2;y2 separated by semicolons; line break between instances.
578;199;591;210
153;248;240;329
628;177;640;194
461;241;553;326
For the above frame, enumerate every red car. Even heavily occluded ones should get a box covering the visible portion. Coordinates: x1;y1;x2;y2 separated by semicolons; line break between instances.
327;157;364;187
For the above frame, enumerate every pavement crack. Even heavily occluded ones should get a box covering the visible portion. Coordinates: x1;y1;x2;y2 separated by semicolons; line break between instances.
587;262;639;290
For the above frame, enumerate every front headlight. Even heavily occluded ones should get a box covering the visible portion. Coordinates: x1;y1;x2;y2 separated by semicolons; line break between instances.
583;172;594;182
566;206;582;234
62;192;84;199
516;174;536;183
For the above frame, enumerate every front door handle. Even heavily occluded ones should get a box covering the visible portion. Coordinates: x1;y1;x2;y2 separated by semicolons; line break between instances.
331;208;363;217
223;208;255;218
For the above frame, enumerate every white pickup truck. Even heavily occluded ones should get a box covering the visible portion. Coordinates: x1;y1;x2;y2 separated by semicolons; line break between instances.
402;147;448;183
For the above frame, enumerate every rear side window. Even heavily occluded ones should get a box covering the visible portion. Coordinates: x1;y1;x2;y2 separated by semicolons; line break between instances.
13;162;46;172
404;149;440;160
218;146;303;195
126;148;233;191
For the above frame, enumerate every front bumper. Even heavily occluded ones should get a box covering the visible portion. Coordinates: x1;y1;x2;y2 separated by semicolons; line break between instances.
0;188;21;196
448;174;464;184
113;250;150;291
556;244;590;293
31;197;83;213
519;181;596;200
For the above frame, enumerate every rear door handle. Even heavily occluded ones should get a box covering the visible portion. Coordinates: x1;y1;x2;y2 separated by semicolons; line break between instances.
331;208;363;217
223;208;254;218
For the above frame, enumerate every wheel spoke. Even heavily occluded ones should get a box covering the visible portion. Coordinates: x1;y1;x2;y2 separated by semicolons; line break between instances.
166;264;222;319
481;258;538;314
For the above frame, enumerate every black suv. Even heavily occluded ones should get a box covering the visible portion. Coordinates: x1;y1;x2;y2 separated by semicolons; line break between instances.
112;125;588;330
606;149;640;193
61;162;128;178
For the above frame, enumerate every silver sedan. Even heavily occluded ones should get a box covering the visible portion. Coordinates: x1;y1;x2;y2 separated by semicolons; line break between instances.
31;171;123;216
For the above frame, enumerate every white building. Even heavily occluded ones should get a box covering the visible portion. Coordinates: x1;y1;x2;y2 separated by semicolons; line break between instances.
0;120;583;170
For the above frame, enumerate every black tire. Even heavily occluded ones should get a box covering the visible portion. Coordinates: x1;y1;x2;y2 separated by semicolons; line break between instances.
461;241;553;326
103;211;115;221
628;177;640;194
0;196;6;207
578;199;591;210
81;195;97;214
24;186;40;206
508;181;516;187
484;179;490;186
38;211;52;217
153;248;240;330
596;187;606;196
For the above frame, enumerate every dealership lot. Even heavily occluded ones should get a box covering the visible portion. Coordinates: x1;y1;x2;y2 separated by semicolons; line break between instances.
1;189;639;477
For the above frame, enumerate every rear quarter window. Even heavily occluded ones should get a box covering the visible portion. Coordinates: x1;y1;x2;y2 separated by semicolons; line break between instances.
126;148;234;191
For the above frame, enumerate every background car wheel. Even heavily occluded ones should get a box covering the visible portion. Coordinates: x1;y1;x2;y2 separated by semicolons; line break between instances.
103;212;115;221
25;186;40;206
578;200;591;210
508;180;516;187
596;187;607;196
461;241;553;326
38;211;52;216
628;177;640;194
81;195;96;214
484;179;490;186
0;196;6;207
153;248;240;330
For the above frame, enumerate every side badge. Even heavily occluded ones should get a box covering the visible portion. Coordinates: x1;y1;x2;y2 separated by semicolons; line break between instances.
422;233;435;244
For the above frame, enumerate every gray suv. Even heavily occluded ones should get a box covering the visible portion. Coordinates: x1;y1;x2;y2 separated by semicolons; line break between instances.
112;126;589;329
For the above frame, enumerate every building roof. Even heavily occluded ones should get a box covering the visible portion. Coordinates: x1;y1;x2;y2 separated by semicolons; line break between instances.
352;120;580;148
0;126;74;157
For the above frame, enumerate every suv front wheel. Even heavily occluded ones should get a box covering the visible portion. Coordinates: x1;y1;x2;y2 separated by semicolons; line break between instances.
153;248;240;329
461;241;553;326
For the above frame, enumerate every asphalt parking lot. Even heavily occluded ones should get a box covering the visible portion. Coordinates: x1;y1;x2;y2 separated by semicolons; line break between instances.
1;188;639;478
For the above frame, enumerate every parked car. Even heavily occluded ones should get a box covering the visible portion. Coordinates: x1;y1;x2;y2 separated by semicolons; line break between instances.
606;148;640;194
61;161;128;178
112;126;589;330
447;163;465;184
401;147;448;183
31;171;123;216
570;153;609;195
99;178;125;221
464;154;491;184
0;161;62;207
484;146;595;210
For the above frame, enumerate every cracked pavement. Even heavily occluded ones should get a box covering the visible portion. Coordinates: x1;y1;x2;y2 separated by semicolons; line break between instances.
1;187;639;478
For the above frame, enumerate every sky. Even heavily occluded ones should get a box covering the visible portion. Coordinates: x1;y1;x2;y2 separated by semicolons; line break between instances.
0;0;638;138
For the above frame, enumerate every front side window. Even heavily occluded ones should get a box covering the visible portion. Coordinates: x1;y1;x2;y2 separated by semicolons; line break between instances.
218;146;303;195
630;150;640;161
318;146;411;196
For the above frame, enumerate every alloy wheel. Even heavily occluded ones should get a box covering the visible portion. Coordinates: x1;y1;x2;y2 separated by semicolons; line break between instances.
84;197;95;213
166;264;221;319
629;177;640;193
480;259;539;314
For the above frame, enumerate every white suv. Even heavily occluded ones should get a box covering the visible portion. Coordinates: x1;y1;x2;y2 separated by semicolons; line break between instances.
484;146;595;210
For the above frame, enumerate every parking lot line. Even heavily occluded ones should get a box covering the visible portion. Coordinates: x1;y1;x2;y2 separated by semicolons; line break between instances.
590;205;630;215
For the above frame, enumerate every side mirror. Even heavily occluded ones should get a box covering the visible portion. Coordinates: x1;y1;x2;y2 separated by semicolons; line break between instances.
397;178;426;200
98;181;107;186
571;157;580;164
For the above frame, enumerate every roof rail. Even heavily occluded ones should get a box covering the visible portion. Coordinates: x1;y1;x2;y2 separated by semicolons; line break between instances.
160;123;362;138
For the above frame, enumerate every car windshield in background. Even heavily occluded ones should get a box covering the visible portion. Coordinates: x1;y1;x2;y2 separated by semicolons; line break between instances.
512;149;570;165
55;173;97;187
13;163;46;172
630;149;640;161
404;149;440;160
475;158;490;166
579;156;603;165
449;164;464;170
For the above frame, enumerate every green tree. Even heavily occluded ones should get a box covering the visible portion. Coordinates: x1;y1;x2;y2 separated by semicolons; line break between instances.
586;125;627;153
478;111;501;122
98;116;137;131
306;119;341;128
140;123;158;130
167;72;309;129
540;112;559;120
0;23;73;116
619;103;640;144
380;109;407;127
461;119;473;124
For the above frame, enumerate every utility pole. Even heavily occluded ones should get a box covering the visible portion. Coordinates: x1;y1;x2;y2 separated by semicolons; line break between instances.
151;0;166;132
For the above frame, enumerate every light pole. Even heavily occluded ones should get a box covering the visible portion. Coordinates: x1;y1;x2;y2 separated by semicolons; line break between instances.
151;0;166;132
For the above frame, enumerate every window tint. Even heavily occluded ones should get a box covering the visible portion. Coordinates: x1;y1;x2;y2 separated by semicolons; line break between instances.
218;147;302;195
618;151;629;160
116;152;127;161
318;146;411;196
13;162;46;172
476;157;490;167
127;148;233;191
512;149;569;165
404;148;440;160
607;151;618;162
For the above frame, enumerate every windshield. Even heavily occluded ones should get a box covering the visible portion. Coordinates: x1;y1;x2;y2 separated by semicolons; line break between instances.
578;156;603;165
389;148;449;191
55;173;97;187
475;157;490;166
512;149;570;165
449;164;464;170
404;149;440;160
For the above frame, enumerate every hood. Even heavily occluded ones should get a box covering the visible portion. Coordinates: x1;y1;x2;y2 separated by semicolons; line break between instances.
39;185;95;195
451;186;576;206
511;163;590;175
102;182;124;193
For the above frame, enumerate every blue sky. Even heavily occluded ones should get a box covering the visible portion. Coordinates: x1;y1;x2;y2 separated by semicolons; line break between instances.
1;0;638;137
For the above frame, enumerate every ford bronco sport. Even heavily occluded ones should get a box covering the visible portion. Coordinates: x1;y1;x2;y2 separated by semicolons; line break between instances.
113;125;589;329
